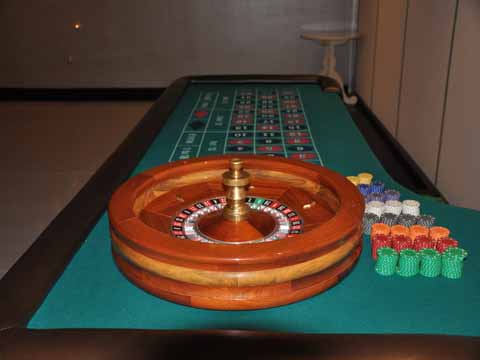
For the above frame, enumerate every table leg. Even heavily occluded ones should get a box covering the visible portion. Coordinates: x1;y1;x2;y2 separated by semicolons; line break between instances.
320;43;357;105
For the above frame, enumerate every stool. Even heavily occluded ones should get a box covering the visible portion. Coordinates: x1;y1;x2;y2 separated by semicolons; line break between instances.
301;31;360;105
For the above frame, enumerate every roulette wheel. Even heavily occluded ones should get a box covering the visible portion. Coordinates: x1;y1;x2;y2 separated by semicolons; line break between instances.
108;155;364;310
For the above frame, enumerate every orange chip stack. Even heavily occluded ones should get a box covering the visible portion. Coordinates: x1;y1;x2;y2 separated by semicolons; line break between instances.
429;226;450;241
390;224;410;238
409;225;429;241
370;223;390;238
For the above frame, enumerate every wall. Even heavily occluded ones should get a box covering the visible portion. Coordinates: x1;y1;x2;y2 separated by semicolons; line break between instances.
355;0;408;135
356;0;480;210
437;0;480;209
0;0;356;88
397;0;457;181
355;0;378;107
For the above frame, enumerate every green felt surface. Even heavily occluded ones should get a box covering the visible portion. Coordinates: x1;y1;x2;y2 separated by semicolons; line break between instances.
28;83;480;335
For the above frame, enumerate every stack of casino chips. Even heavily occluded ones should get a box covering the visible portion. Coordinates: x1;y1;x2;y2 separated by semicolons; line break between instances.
358;184;371;197
390;225;410;238
370;223;391;259
410;225;429;240
362;213;380;235
358;173;373;185
371;234;391;260
416;214;436;227
413;235;436;251
419;248;442;277
402;200;420;216
347;172;373;186
392;235;413;253
366;192;385;203
410;225;435;250
384;200;402;216
353;174;471;279
441;247;468;279
436;237;459;253
429;226;450;241
384;189;401;201
351;173;439;229
397;213;417;227
365;201;384;218
397;249;421;277
369;223;467;279
375;247;399;276
370;180;385;194
380;212;397;226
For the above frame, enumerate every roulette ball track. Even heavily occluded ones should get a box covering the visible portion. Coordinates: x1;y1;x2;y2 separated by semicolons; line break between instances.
108;155;364;310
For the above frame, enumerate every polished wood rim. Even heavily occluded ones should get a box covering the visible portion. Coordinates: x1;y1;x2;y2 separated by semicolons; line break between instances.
108;155;364;309
113;244;362;310
111;226;361;287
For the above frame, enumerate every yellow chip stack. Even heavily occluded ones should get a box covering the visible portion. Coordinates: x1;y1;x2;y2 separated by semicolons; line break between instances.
346;176;359;186
357;172;373;185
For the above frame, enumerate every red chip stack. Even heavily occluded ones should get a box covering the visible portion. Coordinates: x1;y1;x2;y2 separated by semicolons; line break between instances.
436;237;459;253
414;235;436;251
392;235;413;253
371;234;392;260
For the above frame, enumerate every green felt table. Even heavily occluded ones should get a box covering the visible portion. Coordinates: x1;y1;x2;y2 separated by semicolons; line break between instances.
22;80;479;336
1;77;479;360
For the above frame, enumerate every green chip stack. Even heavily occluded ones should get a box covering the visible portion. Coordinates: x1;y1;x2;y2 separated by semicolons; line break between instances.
375;247;398;276
419;248;442;277
397;249;420;277
441;247;468;279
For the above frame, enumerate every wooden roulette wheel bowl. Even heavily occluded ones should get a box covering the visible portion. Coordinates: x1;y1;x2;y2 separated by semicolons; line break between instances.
108;155;364;310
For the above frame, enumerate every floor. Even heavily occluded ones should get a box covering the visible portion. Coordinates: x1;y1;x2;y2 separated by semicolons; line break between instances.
0;101;153;278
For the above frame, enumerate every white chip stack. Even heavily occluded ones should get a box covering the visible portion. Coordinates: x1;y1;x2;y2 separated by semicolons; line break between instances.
384;200;403;216
402;199;421;216
365;200;385;217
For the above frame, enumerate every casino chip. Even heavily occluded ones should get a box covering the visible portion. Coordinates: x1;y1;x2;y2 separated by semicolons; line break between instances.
397;249;420;277
357;172;373;185
365;201;384;217
392;235;413;253
413;235;436;251
384;200;402;216
420;248;442;278
409;225;429;241
402;200;420;217
380;213;398;227
375;247;398;276
371;223;391;237
397;213;417;227
371;234;391;260
367;192;385;203
384;189;401;201
370;181;385;194
436;237;459;253
429;226;450;241
441;247;468;279
358;184;371;196
362;213;380;235
390;225;410;238
416;214;436;227
347;176;359;186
